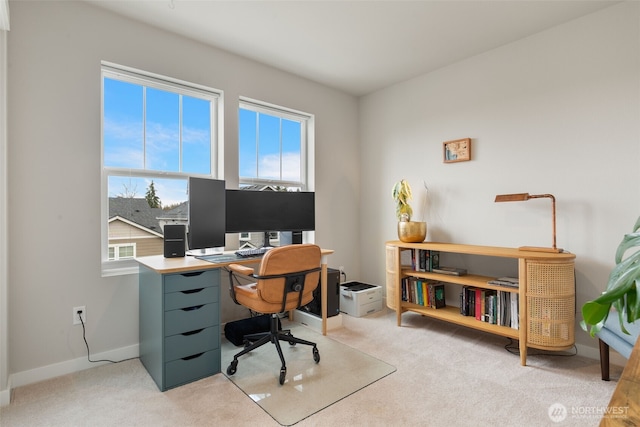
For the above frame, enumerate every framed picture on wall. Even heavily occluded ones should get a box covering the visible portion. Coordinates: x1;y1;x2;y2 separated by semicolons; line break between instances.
443;138;471;163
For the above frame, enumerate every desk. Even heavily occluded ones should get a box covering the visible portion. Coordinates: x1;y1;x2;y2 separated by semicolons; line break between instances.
136;249;333;391
601;337;640;426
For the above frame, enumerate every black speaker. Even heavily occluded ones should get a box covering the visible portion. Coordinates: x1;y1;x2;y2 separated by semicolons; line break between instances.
300;268;340;318
164;224;186;258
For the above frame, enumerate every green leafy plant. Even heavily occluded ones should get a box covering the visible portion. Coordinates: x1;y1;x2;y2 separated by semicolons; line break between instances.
581;216;640;336
392;179;413;221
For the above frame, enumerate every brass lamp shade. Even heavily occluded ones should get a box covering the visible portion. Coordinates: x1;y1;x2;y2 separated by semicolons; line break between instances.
494;192;561;253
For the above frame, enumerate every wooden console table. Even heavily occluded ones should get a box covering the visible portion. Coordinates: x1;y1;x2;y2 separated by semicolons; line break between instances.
386;241;576;366
601;337;640;426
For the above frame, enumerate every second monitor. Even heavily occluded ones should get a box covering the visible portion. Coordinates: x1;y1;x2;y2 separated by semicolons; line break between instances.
225;189;315;247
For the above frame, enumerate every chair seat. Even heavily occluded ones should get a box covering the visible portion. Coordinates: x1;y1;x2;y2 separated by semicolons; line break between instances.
595;312;640;380
597;315;640;359
226;244;322;385
234;282;315;314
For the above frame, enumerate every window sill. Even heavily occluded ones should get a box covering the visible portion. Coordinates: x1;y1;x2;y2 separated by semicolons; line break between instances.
101;259;139;277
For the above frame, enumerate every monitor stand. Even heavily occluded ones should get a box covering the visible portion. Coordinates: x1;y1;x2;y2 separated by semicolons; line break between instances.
262;231;275;249
186;248;224;257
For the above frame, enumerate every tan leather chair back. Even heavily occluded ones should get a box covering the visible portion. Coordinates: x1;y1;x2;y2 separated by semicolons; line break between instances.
255;244;321;309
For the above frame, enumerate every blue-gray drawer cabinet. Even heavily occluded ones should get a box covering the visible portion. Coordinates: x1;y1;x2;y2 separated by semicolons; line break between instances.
139;266;221;391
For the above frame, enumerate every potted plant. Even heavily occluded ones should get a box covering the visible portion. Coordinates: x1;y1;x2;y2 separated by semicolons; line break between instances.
392;179;426;243
581;215;640;336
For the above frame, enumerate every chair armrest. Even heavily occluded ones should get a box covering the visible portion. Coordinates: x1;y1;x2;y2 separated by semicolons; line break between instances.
228;264;255;277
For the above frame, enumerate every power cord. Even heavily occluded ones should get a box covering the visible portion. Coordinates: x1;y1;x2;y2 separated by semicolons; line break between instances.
77;310;136;364
504;337;577;358
339;270;347;283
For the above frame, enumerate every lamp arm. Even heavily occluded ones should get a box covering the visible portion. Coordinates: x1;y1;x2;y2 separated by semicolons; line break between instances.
529;194;556;250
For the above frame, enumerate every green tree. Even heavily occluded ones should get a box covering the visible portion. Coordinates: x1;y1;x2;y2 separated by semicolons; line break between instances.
145;180;161;208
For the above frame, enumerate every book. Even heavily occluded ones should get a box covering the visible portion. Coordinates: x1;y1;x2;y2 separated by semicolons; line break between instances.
510;293;519;329
429;283;445;309
416;279;424;305
487;276;519;288
429;251;440;271
475;288;482;321
433;266;467;276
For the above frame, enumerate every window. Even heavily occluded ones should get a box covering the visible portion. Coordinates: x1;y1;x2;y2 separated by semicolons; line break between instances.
108;244;136;260
238;99;314;245
101;62;222;275
238;98;313;191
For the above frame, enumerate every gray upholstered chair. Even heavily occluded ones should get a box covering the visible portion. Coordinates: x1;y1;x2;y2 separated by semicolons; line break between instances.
596;313;640;380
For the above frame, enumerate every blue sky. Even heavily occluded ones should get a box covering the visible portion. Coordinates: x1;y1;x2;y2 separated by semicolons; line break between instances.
104;77;302;206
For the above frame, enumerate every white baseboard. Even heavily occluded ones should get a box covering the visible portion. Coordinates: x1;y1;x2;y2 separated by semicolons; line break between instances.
0;377;11;407
8;344;139;391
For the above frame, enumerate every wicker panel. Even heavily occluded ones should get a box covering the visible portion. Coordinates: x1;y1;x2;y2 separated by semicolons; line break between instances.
386;245;399;309
526;261;575;348
527;261;575;297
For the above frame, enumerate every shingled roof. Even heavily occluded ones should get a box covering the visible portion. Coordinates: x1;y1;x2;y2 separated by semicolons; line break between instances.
109;198;187;234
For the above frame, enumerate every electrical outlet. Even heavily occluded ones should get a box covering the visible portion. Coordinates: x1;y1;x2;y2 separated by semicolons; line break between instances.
73;306;86;325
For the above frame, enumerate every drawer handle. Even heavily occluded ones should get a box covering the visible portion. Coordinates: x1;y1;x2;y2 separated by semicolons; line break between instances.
182;271;204;277
182;328;204;336
182;305;204;312
182;352;204;361
182;288;204;295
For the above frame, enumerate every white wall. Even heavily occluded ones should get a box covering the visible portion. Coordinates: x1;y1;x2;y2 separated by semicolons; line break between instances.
1;26;9;405
6;0;639;392
6;1;359;385
359;1;640;356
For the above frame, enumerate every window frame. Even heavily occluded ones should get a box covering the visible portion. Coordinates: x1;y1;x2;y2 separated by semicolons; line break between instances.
101;62;224;276
108;243;137;261
238;97;314;191
237;98;315;246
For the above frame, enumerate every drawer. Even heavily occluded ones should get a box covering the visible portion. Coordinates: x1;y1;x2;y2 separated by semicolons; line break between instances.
165;349;221;390
165;326;220;362
165;286;218;311
164;270;218;294
164;303;219;337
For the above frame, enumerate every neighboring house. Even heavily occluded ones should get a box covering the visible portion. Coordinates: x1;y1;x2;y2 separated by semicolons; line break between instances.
108;198;187;259
108;189;287;258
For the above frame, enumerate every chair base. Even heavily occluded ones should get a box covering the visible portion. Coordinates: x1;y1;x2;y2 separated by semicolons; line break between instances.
226;314;320;385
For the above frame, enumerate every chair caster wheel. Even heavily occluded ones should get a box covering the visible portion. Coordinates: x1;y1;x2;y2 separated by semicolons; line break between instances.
227;360;238;376
313;347;320;363
289;341;296;346
279;368;286;385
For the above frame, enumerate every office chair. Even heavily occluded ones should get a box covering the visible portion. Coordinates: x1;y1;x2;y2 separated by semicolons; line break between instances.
226;244;322;385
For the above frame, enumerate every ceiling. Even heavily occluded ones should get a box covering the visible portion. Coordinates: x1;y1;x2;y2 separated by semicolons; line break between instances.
86;0;619;96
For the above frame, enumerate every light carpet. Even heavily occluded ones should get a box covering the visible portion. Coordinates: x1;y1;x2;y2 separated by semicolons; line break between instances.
0;309;621;426
221;322;396;426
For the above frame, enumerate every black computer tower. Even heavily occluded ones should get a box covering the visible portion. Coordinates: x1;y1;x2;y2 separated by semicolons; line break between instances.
300;268;340;318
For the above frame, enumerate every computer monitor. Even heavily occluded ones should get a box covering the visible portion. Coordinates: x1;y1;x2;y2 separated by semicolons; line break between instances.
225;190;315;246
187;177;226;255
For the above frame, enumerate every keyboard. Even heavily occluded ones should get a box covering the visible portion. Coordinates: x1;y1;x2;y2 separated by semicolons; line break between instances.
234;247;271;258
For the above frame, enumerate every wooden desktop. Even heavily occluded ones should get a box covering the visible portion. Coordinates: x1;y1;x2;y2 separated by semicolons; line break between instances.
601;337;640;426
135;248;333;391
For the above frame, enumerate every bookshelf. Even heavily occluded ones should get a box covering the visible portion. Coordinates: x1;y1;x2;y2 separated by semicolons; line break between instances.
386;241;576;365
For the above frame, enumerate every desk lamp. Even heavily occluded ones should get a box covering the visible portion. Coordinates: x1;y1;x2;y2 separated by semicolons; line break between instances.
494;193;561;253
